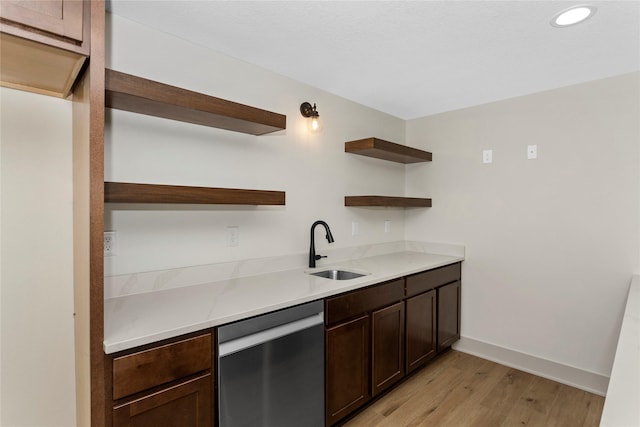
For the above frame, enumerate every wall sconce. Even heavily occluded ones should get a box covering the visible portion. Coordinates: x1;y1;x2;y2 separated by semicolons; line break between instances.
300;101;321;132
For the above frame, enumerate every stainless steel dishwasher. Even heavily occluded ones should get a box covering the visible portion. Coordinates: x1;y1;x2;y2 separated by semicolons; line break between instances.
217;300;325;427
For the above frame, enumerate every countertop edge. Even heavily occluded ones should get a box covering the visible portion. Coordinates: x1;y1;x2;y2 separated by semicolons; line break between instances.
104;252;464;354
599;275;640;427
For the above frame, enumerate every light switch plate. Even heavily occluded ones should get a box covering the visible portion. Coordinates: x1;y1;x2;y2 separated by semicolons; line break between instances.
227;226;239;247
483;150;493;164
352;221;359;236
527;145;537;159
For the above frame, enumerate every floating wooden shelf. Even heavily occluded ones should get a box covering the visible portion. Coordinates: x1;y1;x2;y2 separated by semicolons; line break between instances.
345;138;432;164
345;196;431;208
104;182;286;205
105;69;286;135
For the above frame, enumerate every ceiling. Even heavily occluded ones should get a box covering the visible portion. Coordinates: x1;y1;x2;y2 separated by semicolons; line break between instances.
107;1;640;119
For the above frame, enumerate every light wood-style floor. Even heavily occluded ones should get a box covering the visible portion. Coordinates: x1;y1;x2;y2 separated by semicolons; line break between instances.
343;350;605;427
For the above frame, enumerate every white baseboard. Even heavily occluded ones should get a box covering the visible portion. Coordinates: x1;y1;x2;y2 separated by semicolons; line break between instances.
452;336;609;396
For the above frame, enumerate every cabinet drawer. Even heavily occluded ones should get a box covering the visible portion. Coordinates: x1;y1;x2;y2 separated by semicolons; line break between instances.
326;279;404;326
113;333;212;400
113;374;212;426
405;263;461;298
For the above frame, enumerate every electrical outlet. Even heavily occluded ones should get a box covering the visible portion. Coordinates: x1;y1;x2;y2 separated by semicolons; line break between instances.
104;231;117;256
227;226;239;247
527;144;538;159
384;220;391;233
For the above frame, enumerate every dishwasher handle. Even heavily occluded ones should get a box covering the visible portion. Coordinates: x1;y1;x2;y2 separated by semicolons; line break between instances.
218;312;324;357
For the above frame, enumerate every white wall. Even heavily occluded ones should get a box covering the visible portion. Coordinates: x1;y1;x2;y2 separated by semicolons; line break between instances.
106;13;640;390
0;11;635;426
0;87;76;426
104;13;408;276
405;72;640;381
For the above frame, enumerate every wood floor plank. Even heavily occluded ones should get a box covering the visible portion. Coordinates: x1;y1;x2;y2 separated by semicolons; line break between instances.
500;375;561;426
545;384;603;427
465;368;534;426
439;402;493;427
369;366;467;427
342;351;604;427
518;375;562;415
367;351;458;418
412;369;485;426
583;393;606;427
480;368;534;409
432;360;511;426
341;406;386;427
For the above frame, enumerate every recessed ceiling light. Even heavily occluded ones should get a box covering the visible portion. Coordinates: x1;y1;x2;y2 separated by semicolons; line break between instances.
551;5;596;27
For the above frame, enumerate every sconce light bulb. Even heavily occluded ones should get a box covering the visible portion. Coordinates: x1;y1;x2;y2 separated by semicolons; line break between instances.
300;101;321;133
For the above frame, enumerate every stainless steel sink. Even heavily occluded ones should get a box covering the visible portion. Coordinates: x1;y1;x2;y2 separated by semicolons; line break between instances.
308;269;366;280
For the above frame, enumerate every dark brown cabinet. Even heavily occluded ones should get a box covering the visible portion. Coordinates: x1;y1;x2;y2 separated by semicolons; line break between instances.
325;279;404;426
405;289;437;373
372;301;405;396
111;332;214;427
324;262;462;426
325;315;370;426
437;280;461;351
405;262;461;371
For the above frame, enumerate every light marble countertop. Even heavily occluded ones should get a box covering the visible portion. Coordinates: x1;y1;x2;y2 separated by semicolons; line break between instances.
104;243;464;354
600;275;640;427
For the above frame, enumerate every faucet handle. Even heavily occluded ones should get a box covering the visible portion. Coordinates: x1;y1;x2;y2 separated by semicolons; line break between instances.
314;254;327;261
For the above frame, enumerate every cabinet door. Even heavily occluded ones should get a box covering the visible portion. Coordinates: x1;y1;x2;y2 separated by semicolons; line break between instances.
405;290;437;373
371;302;405;396
0;0;84;42
113;374;212;427
326;315;370;426
437;280;461;351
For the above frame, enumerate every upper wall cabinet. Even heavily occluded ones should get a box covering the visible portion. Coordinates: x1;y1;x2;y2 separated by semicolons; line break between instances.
0;0;86;45
105;69;287;136
345;137;432;208
0;0;89;97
